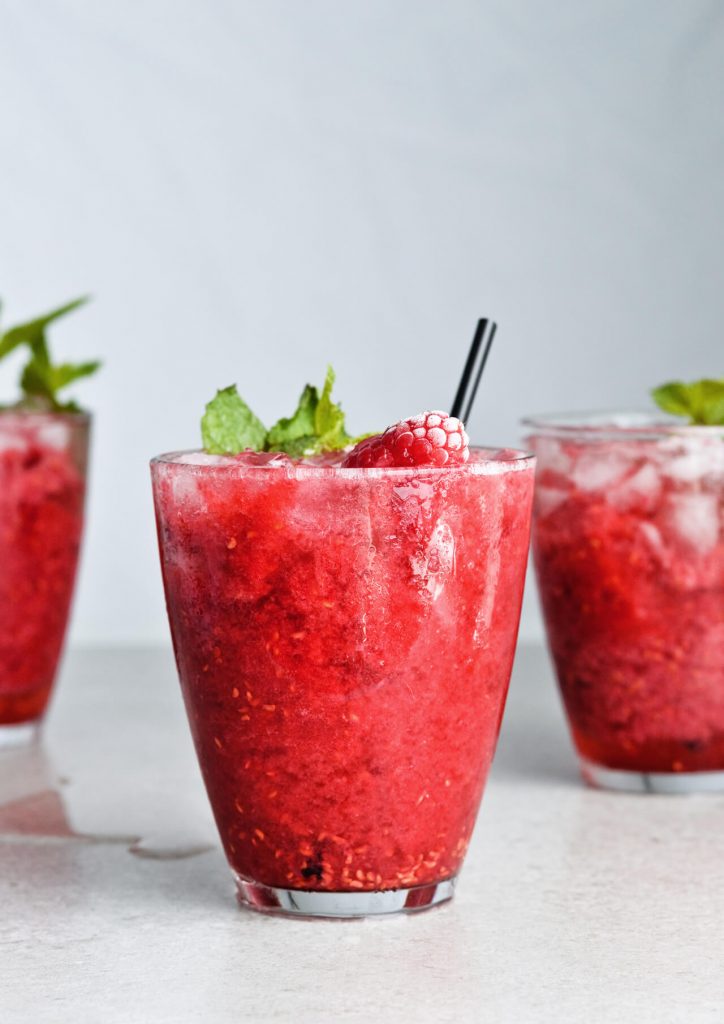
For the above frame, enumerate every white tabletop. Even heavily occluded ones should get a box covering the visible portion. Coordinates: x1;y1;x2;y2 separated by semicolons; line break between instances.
1;644;722;1024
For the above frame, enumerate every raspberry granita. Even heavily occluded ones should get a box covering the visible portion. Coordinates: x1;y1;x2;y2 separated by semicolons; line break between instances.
152;445;534;915
0;412;88;743
525;413;724;792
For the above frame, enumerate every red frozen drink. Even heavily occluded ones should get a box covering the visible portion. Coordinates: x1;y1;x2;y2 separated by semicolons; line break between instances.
527;413;724;792
153;402;534;915
0;412;88;741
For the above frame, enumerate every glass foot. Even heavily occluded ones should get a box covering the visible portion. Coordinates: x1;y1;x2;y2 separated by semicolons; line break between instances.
581;758;724;794
0;720;40;751
234;873;456;918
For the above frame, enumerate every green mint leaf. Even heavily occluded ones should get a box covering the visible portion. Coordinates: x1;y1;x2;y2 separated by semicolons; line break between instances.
266;366;352;456
651;382;691;418
652;378;724;426
0;296;98;410
20;357;53;399
201;385;268;454
50;360;102;390
0;297;90;361
314;366;350;450
21;359;101;400
270;434;321;458
266;384;318;451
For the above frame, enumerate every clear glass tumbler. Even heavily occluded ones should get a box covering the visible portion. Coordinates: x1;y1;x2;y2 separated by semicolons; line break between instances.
524;413;724;793
151;447;534;916
0;411;89;746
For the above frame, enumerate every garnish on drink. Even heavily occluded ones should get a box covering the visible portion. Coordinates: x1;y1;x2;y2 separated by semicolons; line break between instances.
200;365;469;468
651;378;724;426
0;297;100;411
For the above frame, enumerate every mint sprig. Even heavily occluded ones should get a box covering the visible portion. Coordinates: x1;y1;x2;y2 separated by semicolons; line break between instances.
0;297;99;411
266;367;352;456
652;379;724;426
201;366;363;456
201;385;268;454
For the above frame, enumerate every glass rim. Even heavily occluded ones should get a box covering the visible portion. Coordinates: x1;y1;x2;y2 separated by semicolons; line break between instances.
150;445;535;477
521;409;723;442
0;406;91;424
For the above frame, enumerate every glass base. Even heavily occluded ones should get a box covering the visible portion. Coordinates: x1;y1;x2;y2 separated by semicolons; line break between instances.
234;873;457;918
581;758;724;794
0;720;41;750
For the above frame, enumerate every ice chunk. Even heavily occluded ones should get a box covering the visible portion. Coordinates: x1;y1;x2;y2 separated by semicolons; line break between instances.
664;492;720;553
174;451;229;466
639;521;665;557
533;438;572;475
535;486;569;517
663;440;724;484
170;471;204;507
608;462;662;512
571;450;632;492
0;428;26;453
241;451;293;467
37;421;70;450
409;521;455;599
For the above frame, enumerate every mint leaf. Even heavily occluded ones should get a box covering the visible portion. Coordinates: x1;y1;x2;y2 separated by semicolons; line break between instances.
0;296;98;410
266;366;352;456
651;383;691;418
652;379;724;426
201;385;267;453
314;366;350;450
21;359;101;407
266;384;318;451
0;297;89;361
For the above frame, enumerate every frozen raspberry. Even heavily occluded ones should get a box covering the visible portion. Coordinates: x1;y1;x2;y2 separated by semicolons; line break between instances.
342;412;469;469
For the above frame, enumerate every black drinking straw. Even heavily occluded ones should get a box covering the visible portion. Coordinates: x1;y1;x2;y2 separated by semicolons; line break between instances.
450;318;497;422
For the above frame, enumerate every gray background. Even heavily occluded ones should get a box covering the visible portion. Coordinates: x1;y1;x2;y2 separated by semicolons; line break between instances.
0;0;721;645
